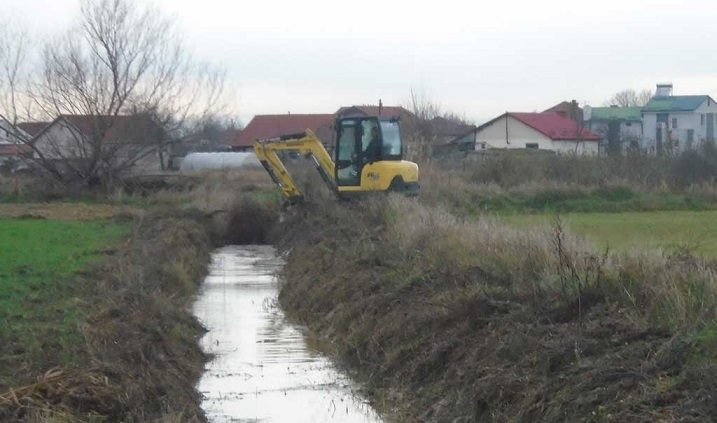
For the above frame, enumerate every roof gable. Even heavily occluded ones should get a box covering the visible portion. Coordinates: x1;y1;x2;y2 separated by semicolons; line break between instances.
642;95;713;112
429;116;476;136
510;112;600;141
16;121;50;138
234;114;335;147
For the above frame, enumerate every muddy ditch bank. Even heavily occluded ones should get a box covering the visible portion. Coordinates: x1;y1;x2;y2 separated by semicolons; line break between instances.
275;200;717;422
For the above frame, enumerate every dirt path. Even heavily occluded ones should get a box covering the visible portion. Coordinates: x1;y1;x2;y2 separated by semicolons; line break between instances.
0;203;140;220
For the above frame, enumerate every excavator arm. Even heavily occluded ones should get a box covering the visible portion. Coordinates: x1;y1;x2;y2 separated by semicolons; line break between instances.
253;129;337;204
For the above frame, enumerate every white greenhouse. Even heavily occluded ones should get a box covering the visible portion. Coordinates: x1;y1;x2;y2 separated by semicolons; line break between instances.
179;152;263;172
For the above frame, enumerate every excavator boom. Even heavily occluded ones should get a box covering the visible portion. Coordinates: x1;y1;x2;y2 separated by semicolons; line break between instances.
253;129;336;204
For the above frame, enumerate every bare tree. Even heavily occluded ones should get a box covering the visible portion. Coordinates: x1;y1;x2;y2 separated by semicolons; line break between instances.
0;19;30;126
28;0;228;186
604;89;653;107
403;88;473;160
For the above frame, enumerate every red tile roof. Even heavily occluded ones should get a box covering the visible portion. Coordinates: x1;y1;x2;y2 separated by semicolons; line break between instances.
336;105;412;118
34;114;164;145
234;114;335;148
510;112;599;141
17;122;50;137
0;144;32;156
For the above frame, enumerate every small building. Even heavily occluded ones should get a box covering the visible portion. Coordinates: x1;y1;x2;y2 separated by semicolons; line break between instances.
233;114;335;152
641;84;717;153
474;112;600;154
586;106;643;152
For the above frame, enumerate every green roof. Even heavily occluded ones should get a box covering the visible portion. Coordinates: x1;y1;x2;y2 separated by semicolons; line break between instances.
590;106;642;122
642;95;711;112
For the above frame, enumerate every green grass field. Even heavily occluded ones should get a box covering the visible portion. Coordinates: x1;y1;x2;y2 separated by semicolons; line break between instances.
0;218;128;382
501;210;717;258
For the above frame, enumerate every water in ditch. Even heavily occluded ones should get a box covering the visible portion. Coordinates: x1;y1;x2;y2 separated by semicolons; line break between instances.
194;245;382;423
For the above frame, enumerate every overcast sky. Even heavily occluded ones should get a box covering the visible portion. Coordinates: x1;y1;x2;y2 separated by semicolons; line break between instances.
5;0;717;124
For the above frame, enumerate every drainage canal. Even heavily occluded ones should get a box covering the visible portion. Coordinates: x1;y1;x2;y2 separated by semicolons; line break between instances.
194;245;382;422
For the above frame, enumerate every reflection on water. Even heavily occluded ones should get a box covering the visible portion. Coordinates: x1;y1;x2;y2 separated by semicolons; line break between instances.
194;245;382;423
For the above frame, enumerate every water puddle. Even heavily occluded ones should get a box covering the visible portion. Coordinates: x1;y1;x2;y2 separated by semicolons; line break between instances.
194;245;382;422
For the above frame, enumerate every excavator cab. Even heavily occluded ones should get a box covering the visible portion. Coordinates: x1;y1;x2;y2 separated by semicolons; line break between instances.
335;117;402;186
253;115;419;204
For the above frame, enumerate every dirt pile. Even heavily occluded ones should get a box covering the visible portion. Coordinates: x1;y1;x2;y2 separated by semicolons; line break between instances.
277;197;717;422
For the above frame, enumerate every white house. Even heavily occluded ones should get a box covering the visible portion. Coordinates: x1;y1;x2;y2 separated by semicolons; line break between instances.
32;114;168;173
641;84;717;153
474;112;600;155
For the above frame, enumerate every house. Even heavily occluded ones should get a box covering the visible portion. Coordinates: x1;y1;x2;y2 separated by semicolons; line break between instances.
428;116;477;153
474;112;600;154
585;106;643;151
0;116;32;168
335;104;413;119
641;84;717;153
233;104;414;153
544;100;583;123
0;115;31;144
16;121;50;139
31;114;168;173
233;114;335;152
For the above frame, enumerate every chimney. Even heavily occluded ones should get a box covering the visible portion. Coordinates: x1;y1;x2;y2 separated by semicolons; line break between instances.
378;99;383;115
655;83;673;97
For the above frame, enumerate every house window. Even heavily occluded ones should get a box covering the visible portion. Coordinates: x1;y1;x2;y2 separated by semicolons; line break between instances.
688;129;695;142
672;118;678;129
525;143;539;149
625;123;632;127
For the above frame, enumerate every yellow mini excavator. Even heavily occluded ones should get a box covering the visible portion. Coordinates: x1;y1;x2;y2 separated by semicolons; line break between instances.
253;116;419;204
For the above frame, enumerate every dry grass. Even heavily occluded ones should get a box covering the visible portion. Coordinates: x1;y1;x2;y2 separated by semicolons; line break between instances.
0;211;213;422
0;203;140;220
278;195;717;422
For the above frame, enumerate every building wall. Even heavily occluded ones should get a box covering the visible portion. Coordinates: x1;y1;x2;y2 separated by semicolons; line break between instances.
0;119;28;145
33;121;86;159
642;99;717;152
475;115;599;155
589;120;643;142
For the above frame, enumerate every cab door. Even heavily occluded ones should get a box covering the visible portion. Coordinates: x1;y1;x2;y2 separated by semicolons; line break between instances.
335;119;361;186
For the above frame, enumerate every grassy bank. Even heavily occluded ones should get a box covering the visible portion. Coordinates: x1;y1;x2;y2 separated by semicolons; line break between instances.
278;197;717;422
502;210;717;258
0;219;129;387
0;211;214;421
0;170;280;421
